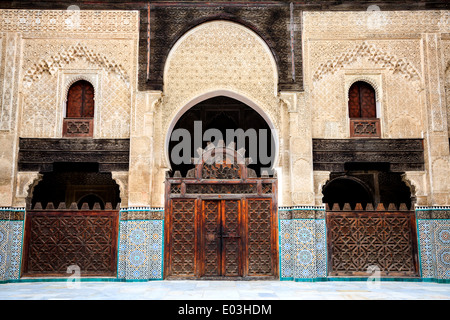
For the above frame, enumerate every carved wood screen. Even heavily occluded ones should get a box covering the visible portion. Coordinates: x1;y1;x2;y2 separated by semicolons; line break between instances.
327;204;419;277
164;145;278;279
22;209;119;277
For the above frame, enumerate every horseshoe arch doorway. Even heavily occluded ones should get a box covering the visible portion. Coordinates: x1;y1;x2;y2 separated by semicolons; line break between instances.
164;95;279;280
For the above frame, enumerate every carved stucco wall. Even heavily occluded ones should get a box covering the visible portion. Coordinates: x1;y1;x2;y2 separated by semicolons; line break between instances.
1;9;449;208
162;20;279;132
144;20;294;207
12;10;140;139
445;37;450;139
304;10;449;139
304;10;450;205
0;10;139;207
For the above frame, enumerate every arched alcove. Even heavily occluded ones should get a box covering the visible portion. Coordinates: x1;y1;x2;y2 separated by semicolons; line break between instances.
322;176;374;209
31;162;120;209
167;96;276;177
322;171;413;210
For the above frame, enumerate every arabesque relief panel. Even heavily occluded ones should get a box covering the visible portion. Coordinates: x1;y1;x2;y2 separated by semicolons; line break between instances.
162;20;280;136
0;10;140;139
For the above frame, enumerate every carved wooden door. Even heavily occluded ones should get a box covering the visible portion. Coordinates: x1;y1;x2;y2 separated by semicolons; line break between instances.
164;144;278;280
247;198;274;276
202;200;242;278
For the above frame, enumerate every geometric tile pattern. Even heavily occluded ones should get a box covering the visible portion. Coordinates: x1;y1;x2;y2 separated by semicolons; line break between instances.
117;210;164;281
7;221;23;280
0;211;25;282
279;208;327;281
315;219;327;278
417;219;435;279
279;219;294;280
0;222;9;281
435;222;450;279
293;220;317;279
417;209;450;280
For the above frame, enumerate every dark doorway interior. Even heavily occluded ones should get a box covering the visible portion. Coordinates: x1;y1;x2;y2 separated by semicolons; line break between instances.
169;96;275;177
31;162;120;209
322;170;413;210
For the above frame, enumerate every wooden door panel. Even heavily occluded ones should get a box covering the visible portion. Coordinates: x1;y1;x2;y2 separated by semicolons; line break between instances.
360;84;376;118
222;200;241;277
348;83;362;118
169;199;196;277
66;81;95;118
327;211;419;277
203;200;220;277
247;199;273;276
22;210;118;277
166;195;277;279
348;81;376;119
165;154;278;280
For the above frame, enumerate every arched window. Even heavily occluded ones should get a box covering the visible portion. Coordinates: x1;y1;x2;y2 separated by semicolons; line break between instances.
63;80;95;137
67;80;95;118
348;81;376;119
348;81;380;138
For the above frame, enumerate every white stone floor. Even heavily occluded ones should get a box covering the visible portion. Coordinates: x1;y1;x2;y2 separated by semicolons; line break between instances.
0;280;449;300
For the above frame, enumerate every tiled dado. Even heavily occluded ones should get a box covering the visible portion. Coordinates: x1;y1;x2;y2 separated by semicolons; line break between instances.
117;208;164;281
416;207;450;280
3;206;448;283
0;208;25;282
279;207;327;281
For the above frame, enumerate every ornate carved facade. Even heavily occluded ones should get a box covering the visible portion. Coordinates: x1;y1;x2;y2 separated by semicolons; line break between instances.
0;1;449;283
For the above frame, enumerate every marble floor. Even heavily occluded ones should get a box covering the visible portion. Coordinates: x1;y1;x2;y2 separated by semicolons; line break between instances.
0;280;449;300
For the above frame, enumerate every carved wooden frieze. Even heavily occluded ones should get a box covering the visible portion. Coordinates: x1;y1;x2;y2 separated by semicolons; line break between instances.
313;139;425;172
18;138;130;172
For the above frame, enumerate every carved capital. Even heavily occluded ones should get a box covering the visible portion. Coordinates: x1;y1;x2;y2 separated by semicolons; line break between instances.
314;171;331;206
402;171;427;206
279;92;298;113
146;91;163;113
15;172;43;208
111;171;129;208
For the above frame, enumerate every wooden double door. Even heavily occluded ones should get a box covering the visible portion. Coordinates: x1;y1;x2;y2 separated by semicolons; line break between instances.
164;145;278;279
203;200;242;277
165;197;277;280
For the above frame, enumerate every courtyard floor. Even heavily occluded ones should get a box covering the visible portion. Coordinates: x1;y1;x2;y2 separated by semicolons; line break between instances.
0;280;449;300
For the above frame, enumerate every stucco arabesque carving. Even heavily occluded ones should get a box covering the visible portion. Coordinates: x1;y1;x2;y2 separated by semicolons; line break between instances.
22;43;129;88
312;41;421;83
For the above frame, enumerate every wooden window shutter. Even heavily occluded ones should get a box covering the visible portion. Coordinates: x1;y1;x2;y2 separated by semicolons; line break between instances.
348;81;376;119
66;80;95;118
